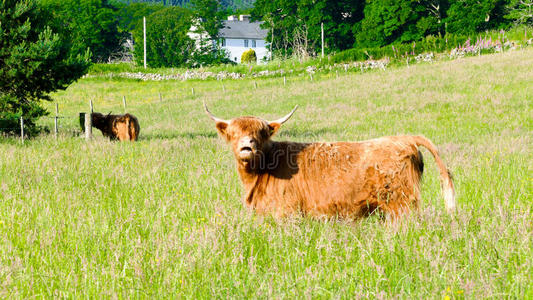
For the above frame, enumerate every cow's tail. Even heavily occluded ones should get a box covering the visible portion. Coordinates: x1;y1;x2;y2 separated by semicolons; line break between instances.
412;136;456;213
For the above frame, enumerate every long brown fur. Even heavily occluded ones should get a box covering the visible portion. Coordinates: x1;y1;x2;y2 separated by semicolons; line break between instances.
208;111;456;220
91;112;140;141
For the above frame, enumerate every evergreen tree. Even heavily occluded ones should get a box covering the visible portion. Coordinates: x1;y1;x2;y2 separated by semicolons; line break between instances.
0;0;91;136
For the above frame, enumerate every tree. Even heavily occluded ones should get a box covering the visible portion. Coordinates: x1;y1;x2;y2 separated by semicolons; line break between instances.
115;2;165;33
251;0;365;58
354;0;444;48
132;7;195;67
505;0;533;25
0;0;91;135
190;0;229;66
39;0;123;62
445;0;510;34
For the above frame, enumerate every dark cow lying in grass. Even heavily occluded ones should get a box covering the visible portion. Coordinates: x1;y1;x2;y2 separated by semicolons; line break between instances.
91;112;140;141
205;104;456;220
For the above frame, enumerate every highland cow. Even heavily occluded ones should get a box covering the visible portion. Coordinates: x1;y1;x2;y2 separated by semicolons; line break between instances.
205;104;455;220
91;112;140;141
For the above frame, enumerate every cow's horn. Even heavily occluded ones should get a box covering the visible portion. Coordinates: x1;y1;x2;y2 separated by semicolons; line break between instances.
270;105;298;124
204;102;228;123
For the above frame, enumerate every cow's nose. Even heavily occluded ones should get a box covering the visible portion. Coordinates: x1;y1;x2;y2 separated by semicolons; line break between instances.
240;137;257;150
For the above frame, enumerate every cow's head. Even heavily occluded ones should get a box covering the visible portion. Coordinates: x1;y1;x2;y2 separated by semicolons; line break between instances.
205;103;298;165
91;112;112;130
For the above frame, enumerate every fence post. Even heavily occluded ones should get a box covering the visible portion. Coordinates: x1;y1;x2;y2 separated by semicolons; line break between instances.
123;96;127;113
85;113;92;141
321;22;324;58
191;87;195;95
143;16;147;69
54;102;59;139
20;116;24;144
90;99;94;113
283;76;286;86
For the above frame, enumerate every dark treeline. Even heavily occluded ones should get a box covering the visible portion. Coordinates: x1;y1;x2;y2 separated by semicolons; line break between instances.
110;0;255;10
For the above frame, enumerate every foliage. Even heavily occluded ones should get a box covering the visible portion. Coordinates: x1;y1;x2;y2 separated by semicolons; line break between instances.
0;0;91;136
241;49;257;63
505;0;533;25
132;6;195;67
110;0;256;10
445;0;510;34
189;0;231;66
39;0;123;62
115;2;165;33
251;0;365;58
354;0;446;48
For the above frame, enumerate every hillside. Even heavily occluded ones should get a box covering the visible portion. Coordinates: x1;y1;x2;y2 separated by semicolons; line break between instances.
0;49;531;297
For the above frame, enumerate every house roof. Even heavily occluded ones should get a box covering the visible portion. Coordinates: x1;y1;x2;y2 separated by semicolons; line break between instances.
220;20;268;40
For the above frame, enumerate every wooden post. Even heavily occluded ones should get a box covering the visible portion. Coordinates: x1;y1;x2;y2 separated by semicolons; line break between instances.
321;22;324;58
159;92;162;103
90;99;94;113
143;16;147;69
122;96;127;113
85;113;92;141
20;117;24;144
191;87;195;95
54;103;59;139
283;76;286;86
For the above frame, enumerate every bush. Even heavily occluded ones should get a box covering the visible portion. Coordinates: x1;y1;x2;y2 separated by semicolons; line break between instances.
241;49;257;64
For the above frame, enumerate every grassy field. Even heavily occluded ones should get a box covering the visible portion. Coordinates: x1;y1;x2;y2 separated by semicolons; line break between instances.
0;49;531;298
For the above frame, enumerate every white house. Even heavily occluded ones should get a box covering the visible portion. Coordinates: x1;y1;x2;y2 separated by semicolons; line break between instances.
220;15;270;64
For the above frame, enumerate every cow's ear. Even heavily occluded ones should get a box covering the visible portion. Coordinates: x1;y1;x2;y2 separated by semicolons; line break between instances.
268;122;282;137
215;121;230;141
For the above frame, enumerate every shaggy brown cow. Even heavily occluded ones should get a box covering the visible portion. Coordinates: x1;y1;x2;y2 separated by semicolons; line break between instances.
91;112;140;141
205;104;456;219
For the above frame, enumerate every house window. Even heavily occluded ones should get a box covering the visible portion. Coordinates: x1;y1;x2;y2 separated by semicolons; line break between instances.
252;40;256;48
244;39;248;47
221;38;226;47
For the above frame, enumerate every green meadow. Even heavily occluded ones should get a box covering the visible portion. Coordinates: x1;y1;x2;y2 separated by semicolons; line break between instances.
0;49;531;298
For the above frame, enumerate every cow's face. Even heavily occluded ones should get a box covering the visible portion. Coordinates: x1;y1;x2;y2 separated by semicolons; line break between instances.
91;112;109;129
205;104;298;164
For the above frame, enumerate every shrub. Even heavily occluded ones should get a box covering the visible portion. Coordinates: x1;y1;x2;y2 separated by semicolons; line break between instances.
241;49;257;64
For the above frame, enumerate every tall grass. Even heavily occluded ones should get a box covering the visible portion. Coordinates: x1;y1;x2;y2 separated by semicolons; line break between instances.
0;49;531;298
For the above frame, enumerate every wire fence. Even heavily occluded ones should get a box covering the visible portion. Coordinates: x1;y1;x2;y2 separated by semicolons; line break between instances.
0;74;328;143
